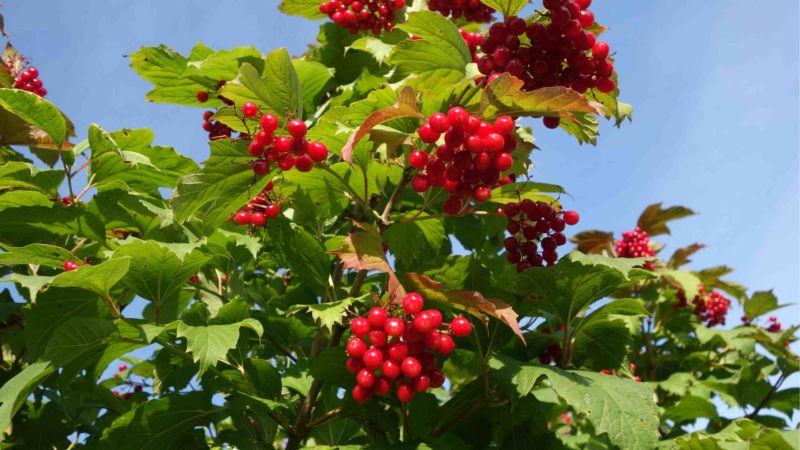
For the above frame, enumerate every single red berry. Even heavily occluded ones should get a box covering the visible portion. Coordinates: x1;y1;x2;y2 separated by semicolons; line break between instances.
242;102;258;118
250;212;266;226
429;112;451;133
384;317;406;337
287;119;308;138
234;211;252;225
307;142;328;162
356;368;375;388
196;91;209;103
396;382;415;403
367;307;388;329
493;115;515;135
411;174;430;192
447;106;469;128
401;356;423;378
413;374;431;392
596;77;616;93
387;342;408;362
402;292;424;315
437;333;455;355
123;393;132;400
295;154;314;172
362;347;384;370
429;369;445;388
352;385;372;404
351;317;371;337
248;141;265;157
63;260;80;271
252;160;270;176
428;309;443;328
408;150;429;169
382;359;402;379
346;357;364;373
189;275;199;284
418;123;440;144
563;210;580;225
473;185;492;203
373;377;392;396
450;317;473;337
443;196;463;215
347;337;368;357
483;133;505;153
543;116;561;129
260;114;279;132
274;136;293;153
368;330;388;348
264;203;281;218
592;41;610;60
413;311;437;333
119;364;128;371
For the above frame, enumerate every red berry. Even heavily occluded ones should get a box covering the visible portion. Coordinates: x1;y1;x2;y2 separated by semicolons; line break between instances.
413;374;431;392
443;196;462;215
252;160;270;176
368;330;388;348
408;150;429;169
347;337;368;358
437;333;455;355
352;385;372;404
384;317;406;337
493;115;515;135
429;369;445;388
63;261;80;271
308;142;329;162
287;119;307;138
473;185;492;203
447;106;469;128
362;347;384;370
429;112;450;133
418;123;440;144
196;91;209;103
356;368;375;388
351;317;371;337
119;364;128;371
596;77;616;93
250;212;266;226
563;210;580;225
450;317;473;337
373;377;392;396
387;341;408;361
248;141;264;157
234;211;251;225
413;311;437;334
402;292;424;315
260;114;279;132
493;153;513;171
295;154;314;172
264;203;281;218
396;382;415;403
367;307;388;328
411;174;430;192
401;356;422;378
346;357;364;373
592;41;610;60
242;102;258;118
274;136;293;153
543;116;561;129
382;359;402;379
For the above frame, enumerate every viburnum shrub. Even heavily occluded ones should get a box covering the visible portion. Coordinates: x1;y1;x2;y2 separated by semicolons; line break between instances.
0;3;795;450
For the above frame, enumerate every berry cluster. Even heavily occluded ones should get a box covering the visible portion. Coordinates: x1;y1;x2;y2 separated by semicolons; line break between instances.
460;29;483;63
408;108;519;215
676;286;731;326
537;326;564;365
318;0;405;35
345;292;473;404
476;2;616;128
232;181;282;227
428;0;494;22
766;316;783;333
615;227;655;269
111;364;145;400
599;363;641;382
11;66;48;97
502;202;579;271
62;260;81;272
201;110;234;141
240;103;328;175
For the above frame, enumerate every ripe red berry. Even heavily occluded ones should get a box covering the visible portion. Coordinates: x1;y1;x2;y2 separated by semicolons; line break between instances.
119;364;128;371
563;210;580;225
596;77;616;93
362;348;384;370
408;150;429;169
295;154;314;172
373;377;392;396
356;368;375;388
396;382;415;403
242;102;258;118
196;91;209;103
429;112;450;133
387;341;409;361
368;330;387;348
401;357;423;378
543;116;561;129
260;114;279;132
351;317;371;337
473;185;492;203
346;357;364;373
592;41;610;60
493;115;515;135
352;385;372;404
367;307;388;328
308;142;329;162
437;333;455;355
494;152;513;171
274;136;293;153
287;119;307;138
418;123;440;144
264;203;281;218
384;317;406;337
250;212;266;227
450;317;473;337
413;374;431;392
402;292;424;314
347;337;368;358
429;369;445;388
234;211;252;225
63;261;80;271
443;196;463;215
252;160;270;176
447;107;469;128
382;359;402;379
411;174;430;192
413;311;437;333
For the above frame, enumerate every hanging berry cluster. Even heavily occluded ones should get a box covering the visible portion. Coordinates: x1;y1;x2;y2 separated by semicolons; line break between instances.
240;102;328;176
10;65;47;97
460;29;483;63
476;1;616;128
537;325;564;365
675;286;731;326
318;0;405;35
232;180;282;227
615;226;655;269
111;364;146;400
502;202;580;271
201;110;234;140
409;108;519;215
345;292;473;404
428;0;494;23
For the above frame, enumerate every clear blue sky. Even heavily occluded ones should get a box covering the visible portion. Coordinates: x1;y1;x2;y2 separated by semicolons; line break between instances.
4;0;798;394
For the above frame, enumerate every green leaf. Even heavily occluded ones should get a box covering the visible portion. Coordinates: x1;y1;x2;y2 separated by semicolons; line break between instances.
637;203;695;237
744;290;781;320
98;393;219;450
287;295;364;331
489;181;563;205
0;362;54;438
390;11;471;88
294;59;334;115
49;258;131;296
309;347;352;386
490;357;660;450
480;74;601;120
176;319;263;374
515;252;654;324
0;88;68;147
477;0;520;16
662;395;720;425
662;418;798;450
0;204;107;245
572;299;647;370
1;274;54;302
278;0;326;19
664;270;701;301
129;45;209;106
0;243;74;267
384;214;448;272
282;163;351;222
220;49;302;118
43;317;116;367
0;160;64;195
269;218;331;296
558;111;599;145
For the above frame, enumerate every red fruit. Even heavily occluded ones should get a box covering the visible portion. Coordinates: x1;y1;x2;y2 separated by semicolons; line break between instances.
401;357;423;378
437;333;455;355
447;106;469;128
450;317;473;337
123;393;132;400
413;374;431;392
250;212;266;226
368;330;388;348
396;382;415;403
234;211;252;225
63;261;80;271
411;174;430;192
308;142;329;162
429;369;446;388
367;307;388;328
274;136;293;153
373;377;392;396
408;150;429;169
242;102;258;118
563;210;580;225
189;275;199;284
483;133;505;153
387;341;409;361
424;330;441;351
196;91;209;103
260;114;279;132
543;116;561;129
443;196;463;215
384;317;406;337
418;123;440;144
413;311;437;333
287;119;307;138
578;9;594;27
428;309;443;328
119;364;128;371
351;317;371;337
382;359;402;379
295;154;314;172
596;77;616;93
352;385;372;404
356;368;375;388
248;141;264;157
346;357;364;373
402;292;425;315
255;130;273;147
362;347;384;370
347;337;368;357
252;160;270;176
493;115;515;135
592;41;610;60
429;112;451;133
494;152;513;171
473;185;492;203
264;203;281;218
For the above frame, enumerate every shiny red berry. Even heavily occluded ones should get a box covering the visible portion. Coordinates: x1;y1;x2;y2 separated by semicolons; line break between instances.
402;292;424;314
287;119;307;138
242;102;258;118
450;317;473;337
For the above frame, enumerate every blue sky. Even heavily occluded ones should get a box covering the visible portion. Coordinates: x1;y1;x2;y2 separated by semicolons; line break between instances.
4;0;798;417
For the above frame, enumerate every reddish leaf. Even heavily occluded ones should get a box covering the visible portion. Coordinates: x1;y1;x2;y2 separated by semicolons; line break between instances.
569;230;615;255
637;203;695;237
328;222;406;302
404;272;525;344
480;73;602;120
341;86;424;164
668;243;705;268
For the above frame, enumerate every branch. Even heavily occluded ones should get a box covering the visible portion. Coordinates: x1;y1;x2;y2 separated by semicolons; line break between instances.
746;374;786;419
380;169;411;226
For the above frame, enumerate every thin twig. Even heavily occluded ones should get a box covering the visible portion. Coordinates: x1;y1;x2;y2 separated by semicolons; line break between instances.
380;169;411;226
746;373;786;419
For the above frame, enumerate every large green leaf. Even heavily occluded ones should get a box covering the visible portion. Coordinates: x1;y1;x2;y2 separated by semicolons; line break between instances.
490;356;660;450
278;0;327;19
390;11;471;89
572;298;647;371
744;291;781;320
282;163;351;223
477;0;518;16
176;319;263;374
489;181;563;205
0;204;107;245
0;161;64;194
515;252;654;324
384;214;448;272
0;88;68;147
0;243;74;267
49;257;131;297
662;395;720;425
287;295;364;331
269;218;331;296
660;418;798;450
294;59;333;115
98;393;219;449
43;317;116;367
0;362;54;441
219;49;302;118
129;45;209;106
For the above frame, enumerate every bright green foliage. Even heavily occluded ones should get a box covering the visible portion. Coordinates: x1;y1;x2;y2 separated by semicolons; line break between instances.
0;4;796;450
